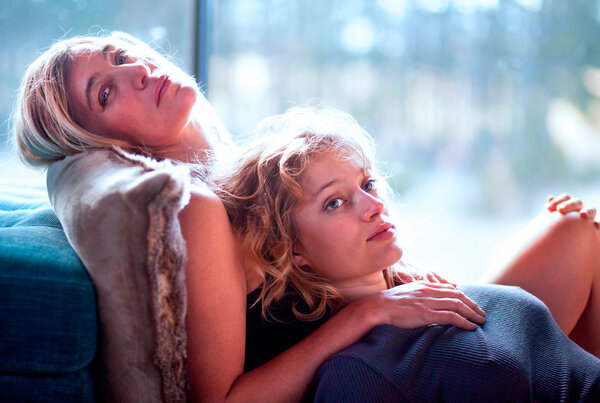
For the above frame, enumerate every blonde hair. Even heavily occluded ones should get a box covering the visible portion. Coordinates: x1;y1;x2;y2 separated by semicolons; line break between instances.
214;106;396;321
11;31;231;168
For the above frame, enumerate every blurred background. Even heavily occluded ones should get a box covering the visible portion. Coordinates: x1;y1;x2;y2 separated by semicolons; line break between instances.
2;0;600;282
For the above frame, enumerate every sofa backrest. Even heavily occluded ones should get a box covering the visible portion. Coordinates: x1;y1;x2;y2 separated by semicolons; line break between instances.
0;183;97;375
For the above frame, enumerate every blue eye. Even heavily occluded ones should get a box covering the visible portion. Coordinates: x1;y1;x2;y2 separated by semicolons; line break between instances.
325;198;344;211
99;86;110;107
116;50;128;65
363;179;376;192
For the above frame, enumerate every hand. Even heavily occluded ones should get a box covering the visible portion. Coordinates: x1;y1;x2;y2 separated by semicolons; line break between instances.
366;282;486;331
396;263;457;287
396;269;456;286
546;194;596;220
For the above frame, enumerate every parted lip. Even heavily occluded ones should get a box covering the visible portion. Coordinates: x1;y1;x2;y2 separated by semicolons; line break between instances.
367;222;394;241
155;74;169;106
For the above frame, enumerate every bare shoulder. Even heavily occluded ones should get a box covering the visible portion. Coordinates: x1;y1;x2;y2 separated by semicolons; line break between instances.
178;183;230;231
178;182;240;271
182;182;223;211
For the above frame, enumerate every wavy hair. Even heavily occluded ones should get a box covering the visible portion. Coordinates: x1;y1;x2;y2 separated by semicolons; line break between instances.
11;31;231;168
213;106;397;321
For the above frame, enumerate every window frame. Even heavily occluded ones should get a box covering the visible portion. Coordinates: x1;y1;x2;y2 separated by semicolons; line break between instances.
194;0;211;95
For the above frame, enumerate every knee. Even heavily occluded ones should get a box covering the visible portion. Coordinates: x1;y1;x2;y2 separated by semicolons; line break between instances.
542;211;600;247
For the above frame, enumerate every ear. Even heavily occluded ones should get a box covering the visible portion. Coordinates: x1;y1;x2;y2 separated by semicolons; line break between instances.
292;246;310;268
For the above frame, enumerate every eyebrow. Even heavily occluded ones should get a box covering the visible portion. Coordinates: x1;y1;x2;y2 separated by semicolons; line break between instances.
314;165;371;199
315;178;341;197
85;45;112;111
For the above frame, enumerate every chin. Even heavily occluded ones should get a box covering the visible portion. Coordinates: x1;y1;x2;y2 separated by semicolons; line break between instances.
179;85;198;106
385;246;403;267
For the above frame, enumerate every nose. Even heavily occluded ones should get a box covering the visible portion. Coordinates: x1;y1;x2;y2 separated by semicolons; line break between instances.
123;62;150;90
359;192;385;222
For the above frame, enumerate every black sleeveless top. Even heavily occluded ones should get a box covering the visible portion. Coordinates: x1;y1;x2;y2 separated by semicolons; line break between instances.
244;286;331;372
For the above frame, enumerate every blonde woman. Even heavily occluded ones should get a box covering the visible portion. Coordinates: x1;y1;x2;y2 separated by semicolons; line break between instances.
13;31;599;401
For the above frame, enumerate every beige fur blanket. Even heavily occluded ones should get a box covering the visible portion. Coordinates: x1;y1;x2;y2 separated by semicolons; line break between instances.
47;148;190;402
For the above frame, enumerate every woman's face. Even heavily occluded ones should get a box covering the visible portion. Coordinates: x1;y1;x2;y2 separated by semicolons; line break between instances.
65;41;197;147
292;151;403;288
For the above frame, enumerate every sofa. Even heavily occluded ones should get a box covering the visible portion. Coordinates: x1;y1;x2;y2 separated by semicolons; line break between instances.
1;148;193;402
0;182;97;402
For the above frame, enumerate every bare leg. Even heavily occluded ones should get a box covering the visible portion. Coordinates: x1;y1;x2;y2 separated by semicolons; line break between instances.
482;211;600;357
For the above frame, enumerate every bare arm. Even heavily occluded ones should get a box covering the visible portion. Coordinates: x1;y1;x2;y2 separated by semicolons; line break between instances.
182;186;486;402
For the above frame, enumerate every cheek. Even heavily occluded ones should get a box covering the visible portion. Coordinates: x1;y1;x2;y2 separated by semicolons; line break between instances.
99;108;152;144
106;95;147;124
108;107;145;130
171;89;197;127
299;222;355;270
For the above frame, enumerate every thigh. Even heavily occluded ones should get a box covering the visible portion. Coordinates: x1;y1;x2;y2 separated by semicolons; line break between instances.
482;211;600;335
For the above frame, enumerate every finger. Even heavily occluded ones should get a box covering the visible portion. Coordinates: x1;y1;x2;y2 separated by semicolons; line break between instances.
580;207;596;220
426;310;478;331
556;198;582;214
428;287;487;317
426;272;441;283
432;272;457;287
397;272;415;284
419;282;457;290
429;298;486;325
553;193;571;203
546;193;570;212
438;298;485;325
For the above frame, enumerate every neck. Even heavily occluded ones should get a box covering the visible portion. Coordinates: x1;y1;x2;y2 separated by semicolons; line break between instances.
235;230;264;293
335;272;388;303
150;118;213;164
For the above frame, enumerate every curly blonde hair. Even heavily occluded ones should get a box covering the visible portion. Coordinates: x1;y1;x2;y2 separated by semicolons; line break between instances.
11;31;231;168
213;106;396;321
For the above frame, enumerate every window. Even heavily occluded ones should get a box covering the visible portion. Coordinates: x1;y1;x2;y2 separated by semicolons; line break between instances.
2;1;599;280
207;0;600;280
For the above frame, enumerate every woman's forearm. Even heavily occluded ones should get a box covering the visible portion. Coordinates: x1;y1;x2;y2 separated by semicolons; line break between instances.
223;300;377;402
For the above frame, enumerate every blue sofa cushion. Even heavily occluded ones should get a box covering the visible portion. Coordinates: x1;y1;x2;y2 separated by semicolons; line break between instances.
0;184;97;374
0;369;94;403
